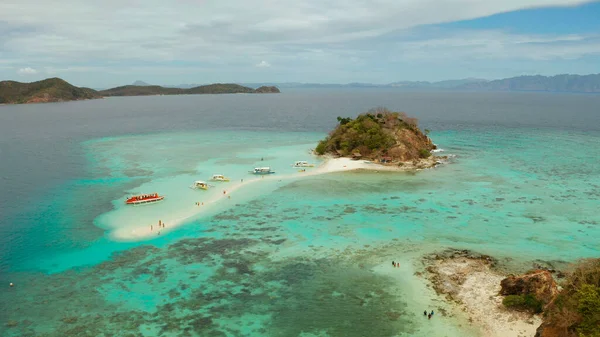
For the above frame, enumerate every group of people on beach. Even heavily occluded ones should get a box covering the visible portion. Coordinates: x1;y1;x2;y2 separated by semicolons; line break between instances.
150;220;165;234
392;261;400;268
424;310;434;319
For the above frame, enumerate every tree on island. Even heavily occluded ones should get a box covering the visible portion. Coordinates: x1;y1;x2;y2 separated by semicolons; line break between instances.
315;107;436;163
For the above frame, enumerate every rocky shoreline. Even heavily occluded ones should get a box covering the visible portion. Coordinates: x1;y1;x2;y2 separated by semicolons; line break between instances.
420;249;544;337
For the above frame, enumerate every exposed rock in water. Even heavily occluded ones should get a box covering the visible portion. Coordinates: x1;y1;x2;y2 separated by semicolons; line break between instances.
500;270;559;305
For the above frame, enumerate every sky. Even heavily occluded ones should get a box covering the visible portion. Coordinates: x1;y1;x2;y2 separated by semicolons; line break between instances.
1;0;599;88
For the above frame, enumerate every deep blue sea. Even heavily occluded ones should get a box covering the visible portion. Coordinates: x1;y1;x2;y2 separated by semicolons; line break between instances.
1;89;599;336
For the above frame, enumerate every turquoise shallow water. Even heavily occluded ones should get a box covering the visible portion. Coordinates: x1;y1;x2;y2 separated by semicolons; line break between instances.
1;92;600;336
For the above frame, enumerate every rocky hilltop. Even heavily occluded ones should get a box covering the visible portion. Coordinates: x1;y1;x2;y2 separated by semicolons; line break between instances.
0;78;101;104
315;107;436;164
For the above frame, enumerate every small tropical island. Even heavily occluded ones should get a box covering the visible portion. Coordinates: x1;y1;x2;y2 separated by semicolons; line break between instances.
315;107;440;169
0;78;280;104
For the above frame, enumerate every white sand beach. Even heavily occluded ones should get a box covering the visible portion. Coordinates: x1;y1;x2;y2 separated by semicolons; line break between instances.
108;156;441;241
424;255;542;337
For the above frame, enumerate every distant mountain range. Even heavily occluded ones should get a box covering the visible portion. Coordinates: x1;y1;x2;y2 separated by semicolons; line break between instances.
131;74;600;93
234;74;600;92
460;74;600;92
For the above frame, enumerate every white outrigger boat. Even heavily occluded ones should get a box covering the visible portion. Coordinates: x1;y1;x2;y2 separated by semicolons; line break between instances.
190;180;209;190
249;167;275;175
211;174;230;182
292;161;315;168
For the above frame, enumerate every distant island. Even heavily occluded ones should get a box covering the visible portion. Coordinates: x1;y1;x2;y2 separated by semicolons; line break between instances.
0;78;280;104
99;83;280;97
0;78;101;104
315;107;439;168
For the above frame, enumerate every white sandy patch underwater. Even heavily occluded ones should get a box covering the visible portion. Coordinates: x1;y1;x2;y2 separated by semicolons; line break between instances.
97;150;435;241
90;131;325;241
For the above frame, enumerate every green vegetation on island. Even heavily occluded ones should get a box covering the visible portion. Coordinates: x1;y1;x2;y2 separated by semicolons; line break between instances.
98;85;183;96
315;107;436;163
502;294;544;314
498;258;600;337
0;78;101;104
99;83;279;96
535;258;600;337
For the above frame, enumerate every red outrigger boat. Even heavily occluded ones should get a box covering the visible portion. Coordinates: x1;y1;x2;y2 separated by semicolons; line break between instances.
126;193;164;205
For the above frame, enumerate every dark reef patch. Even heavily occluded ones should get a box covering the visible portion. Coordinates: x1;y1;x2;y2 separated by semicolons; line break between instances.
1;233;415;337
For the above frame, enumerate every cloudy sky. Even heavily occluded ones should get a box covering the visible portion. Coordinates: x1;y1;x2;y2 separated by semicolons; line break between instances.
1;0;599;87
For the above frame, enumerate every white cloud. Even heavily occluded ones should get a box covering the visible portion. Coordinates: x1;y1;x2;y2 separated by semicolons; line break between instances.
256;61;271;68
0;0;596;84
0;0;592;64
17;67;37;74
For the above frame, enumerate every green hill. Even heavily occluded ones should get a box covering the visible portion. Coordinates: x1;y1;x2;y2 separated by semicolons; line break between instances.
99;83;277;96
98;85;184;96
0;78;101;104
315;107;436;163
254;86;281;93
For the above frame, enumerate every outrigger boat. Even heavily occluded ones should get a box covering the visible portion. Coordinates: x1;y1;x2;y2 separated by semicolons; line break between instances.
126;193;164;205
211;174;230;182
191;181;209;190
250;167;275;175
292;161;315;168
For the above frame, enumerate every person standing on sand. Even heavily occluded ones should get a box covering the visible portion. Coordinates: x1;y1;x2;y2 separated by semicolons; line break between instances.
428;313;431;320
241;179;243;183
392;261;395;267
151;225;153;231
423;310;427;316
430;310;434;316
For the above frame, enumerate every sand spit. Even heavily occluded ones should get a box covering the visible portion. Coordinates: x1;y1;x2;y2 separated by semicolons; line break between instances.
110;156;444;241
422;250;542;337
